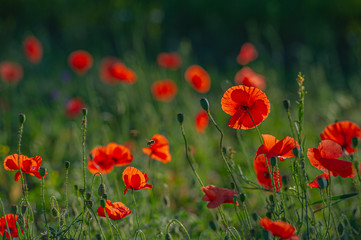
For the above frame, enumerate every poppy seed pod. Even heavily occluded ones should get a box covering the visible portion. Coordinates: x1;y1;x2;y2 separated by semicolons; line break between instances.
18;114;26;125
200;98;209;111
98;183;106;197
283;99;290;111
177;113;184;124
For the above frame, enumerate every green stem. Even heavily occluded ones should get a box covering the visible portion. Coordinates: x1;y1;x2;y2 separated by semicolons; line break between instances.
0;199;13;240
132;189;140;230
41;177;49;239
166;219;191;240
218;207;239;239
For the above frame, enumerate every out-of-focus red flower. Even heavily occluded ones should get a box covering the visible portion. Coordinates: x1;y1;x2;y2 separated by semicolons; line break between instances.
0;62;23;84
237;42;258;65
259;217;299;240
184;65;211;93
142;134;171;164
221;85;270;129
23;35;43;64
4;154;47;181
195;110;209;133
97;200;131;220
0;214;24;239
65;97;85;119
99;57;136;84
157;52;182;70
234;67;265;90
307;140;356;178
122;166;152;194
201;185;238;209
308;173;329;188
254;154;281;191
68;50;93;75
151;79;178;102
320;120;361;155
88;143;133;174
256;134;299;161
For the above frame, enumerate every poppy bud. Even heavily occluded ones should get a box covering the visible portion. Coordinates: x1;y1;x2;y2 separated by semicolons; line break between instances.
82;108;88;116
209;220;217;231
11;205;17;214
98;183;106;197
39;167;47;177
79;188;85;196
270;157;277;167
65;161;70;169
51;207;59;217
200;98;209;111
74;184;78;191
293;147;299;158
86;200;94;208
96;234;102;240
239;193;246;202
283;99;290;111
18;114;26;125
86;192;91;200
317;177;328;189
222;147;228;155
21;205;27;215
102;193;107;200
251;212;259;221
230;182;235;189
165;234;171;240
352;137;358;148
100;199;106;208
177;113;184;124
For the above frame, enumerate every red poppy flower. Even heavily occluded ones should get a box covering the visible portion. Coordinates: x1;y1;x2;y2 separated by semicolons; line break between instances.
157;52;182;70
320;120;361;155
68;50;93;75
99;57;136;84
234;67;266;90
97;200;131;220
307;140;356;178
308;173;329;188
0;62;23;84
142;134;171;164
195;110;209;133
254;154;281;191
4;154;47;181
122;166;153;194
65;97;85;119
151;79;178;102
184;65;211;93
0;214;23;238
259;217;299;240
23;35;43;64
221;85;270;129
237;43;258;65
88;143;133;174
201;185;238;209
256;134;299;161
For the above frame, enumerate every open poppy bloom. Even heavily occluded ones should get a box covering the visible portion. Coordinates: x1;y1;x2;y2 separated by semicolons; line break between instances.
99;57;137;84
68;50;93;75
4;154;47;181
237;42;258;65
195;110;209;133
308;173;329;189
254;154;281;191
151;79;178;102
234;67;266;90
256;134;299;161
0;62;23;84
184;65;211;93
142;134;171;164
97;200;131;220
65;97;85;119
307;140;356;178
320;120;361;155
201;185;238;209
88;143;133;174
0;214;23;239
157;52;182;70
122;166;152;194
221;85;270;129
259;217;299;240
23;35;43;64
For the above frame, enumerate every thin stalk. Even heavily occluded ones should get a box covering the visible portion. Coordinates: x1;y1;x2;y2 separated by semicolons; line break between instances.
87;208;107;240
166;219;191;240
80;109;88;240
41;177;49;239
218;207;239;240
17;115;27;199
0;199;13;240
132;189;140;230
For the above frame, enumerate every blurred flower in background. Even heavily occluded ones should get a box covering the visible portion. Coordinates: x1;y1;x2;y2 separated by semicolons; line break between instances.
195;110;209;133
65;97;85;118
157;52;182;70
23;35;43;64
234;66;266;90
68;50;93;75
99;57;136;84
151;79;178;102
184;65;211;93
0;61;23;84
237;42;258;65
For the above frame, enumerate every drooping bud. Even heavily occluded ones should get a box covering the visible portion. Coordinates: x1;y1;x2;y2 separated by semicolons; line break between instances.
18;114;26;125
65;161;70;169
85;192;92;200
98;183;106;197
239;193;246;202
282;99;290;111
200;98;209;111
270;157;277;167
51;207;59;217
177;113;184;124
86;200;94;208
79;188;85;196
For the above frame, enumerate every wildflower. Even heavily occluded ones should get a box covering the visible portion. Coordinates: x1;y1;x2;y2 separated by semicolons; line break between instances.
4;154;47;181
254;154;281;191
320;120;361;155
23;35;43;64
256;134;299;161
106;142;133;166
308;173;329;189
221;85;270;129
0;214;23;238
142;134;171;164
237;42;258;65
201;185;238;209
234;67;265;90
151;79;178;102
184;65;211;93
99;57;136;84
99;57;120;84
122;166;152;194
195;110;209;133
97;200;131;220
259;217;299;240
65;97;85;119
157;52;182;70
307;140;356;178
68;50;93;75
0;62;23;84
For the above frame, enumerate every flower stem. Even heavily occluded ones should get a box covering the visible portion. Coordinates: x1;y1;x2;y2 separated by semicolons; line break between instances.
41;177;49;238
132;189;140;230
